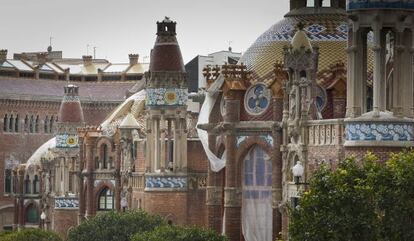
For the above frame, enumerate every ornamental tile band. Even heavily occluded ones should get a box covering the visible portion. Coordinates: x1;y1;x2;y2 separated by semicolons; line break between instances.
55;198;79;209
145;176;187;189
146;88;188;106
345;122;414;142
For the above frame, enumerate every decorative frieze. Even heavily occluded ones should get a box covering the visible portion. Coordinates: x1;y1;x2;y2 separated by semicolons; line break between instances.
54;197;79;209
345;121;414;144
144;175;187;190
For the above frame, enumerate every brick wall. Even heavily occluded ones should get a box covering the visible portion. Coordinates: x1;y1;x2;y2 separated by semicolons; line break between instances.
52;209;78;239
143;192;188;225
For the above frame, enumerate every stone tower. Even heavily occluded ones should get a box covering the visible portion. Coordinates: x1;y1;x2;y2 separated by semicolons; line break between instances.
145;16;187;173
281;26;319;207
344;0;414;154
143;17;189;223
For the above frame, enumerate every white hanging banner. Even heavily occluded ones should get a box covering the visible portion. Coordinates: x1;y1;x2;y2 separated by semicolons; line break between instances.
196;76;226;172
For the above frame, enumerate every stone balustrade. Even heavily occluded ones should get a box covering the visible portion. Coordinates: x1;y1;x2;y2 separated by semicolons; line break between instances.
308;119;345;146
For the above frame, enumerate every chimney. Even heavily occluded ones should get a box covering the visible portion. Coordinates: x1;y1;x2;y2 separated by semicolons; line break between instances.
0;49;8;62
82;55;93;66
129;54;139;65
37;53;48;65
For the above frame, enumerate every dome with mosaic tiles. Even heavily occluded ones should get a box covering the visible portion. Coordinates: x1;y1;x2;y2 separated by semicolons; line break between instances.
240;2;351;86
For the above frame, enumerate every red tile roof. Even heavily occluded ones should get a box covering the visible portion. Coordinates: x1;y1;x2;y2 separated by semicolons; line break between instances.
0;77;137;102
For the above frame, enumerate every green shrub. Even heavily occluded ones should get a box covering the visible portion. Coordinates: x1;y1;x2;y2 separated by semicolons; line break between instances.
0;228;62;241
67;210;166;241
131;225;228;241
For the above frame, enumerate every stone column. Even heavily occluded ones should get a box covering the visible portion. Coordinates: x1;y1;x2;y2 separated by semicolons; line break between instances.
114;142;121;211
206;133;223;233
272;130;283;240
346;25;364;117
160;115;166;171
154;118;160;171
173;118;180;170
402;29;413;118
85;141;95;217
372;23;384;114
392;30;404;117
78;143;85;222
180;116;187;170
223;98;241;241
146;115;152;172
17;167;25;228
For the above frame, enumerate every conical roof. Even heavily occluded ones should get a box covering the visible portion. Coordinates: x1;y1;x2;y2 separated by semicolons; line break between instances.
58;84;84;123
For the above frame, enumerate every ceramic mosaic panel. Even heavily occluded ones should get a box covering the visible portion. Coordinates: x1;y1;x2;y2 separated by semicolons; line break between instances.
55;198;79;209
56;134;78;148
145;176;187;189
345;122;414;141
347;0;414;10
146;88;188;106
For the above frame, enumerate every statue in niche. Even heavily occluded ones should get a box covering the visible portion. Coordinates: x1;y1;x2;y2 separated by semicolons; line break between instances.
289;85;297;120
121;140;132;171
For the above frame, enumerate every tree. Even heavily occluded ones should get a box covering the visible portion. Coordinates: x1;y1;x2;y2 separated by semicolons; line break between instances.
131;225;228;241
67;210;166;241
0;228;62;241
289;150;414;241
289;158;379;241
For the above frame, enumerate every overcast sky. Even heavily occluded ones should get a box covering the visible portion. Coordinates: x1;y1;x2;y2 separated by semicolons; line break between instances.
0;0;289;63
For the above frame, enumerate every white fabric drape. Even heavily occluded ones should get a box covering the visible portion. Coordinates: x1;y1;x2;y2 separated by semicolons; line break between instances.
196;76;226;172
242;147;273;241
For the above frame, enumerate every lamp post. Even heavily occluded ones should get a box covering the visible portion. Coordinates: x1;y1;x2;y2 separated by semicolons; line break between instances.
40;211;46;230
291;161;309;209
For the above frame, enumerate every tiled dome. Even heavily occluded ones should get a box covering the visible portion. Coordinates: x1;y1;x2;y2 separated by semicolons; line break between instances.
240;11;349;86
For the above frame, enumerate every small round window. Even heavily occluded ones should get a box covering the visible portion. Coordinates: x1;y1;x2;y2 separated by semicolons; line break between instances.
244;83;271;116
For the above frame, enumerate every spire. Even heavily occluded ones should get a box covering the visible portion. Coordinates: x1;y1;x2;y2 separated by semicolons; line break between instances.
147;17;186;88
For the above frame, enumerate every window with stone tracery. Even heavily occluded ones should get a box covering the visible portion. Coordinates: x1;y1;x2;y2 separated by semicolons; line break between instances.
3;113;19;133
33;175;39;194
4;169;12;194
98;187;114;210
24;175;31;194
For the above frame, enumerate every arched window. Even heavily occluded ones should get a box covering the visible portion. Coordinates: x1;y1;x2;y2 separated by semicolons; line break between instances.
9;114;13;132
4;169;12;193
25;204;39;223
3;114;7;132
24;175;31;194
24;115;29;132
98;187;114;210
102;144;108;169
14;114;19;132
242;147;272;241
30;115;34;133
33;175;39;194
50;116;55;133
35;115;39;133
44;116;49;133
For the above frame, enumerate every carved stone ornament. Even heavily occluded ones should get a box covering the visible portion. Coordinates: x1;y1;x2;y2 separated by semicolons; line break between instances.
206;186;223;205
224;187;242;207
